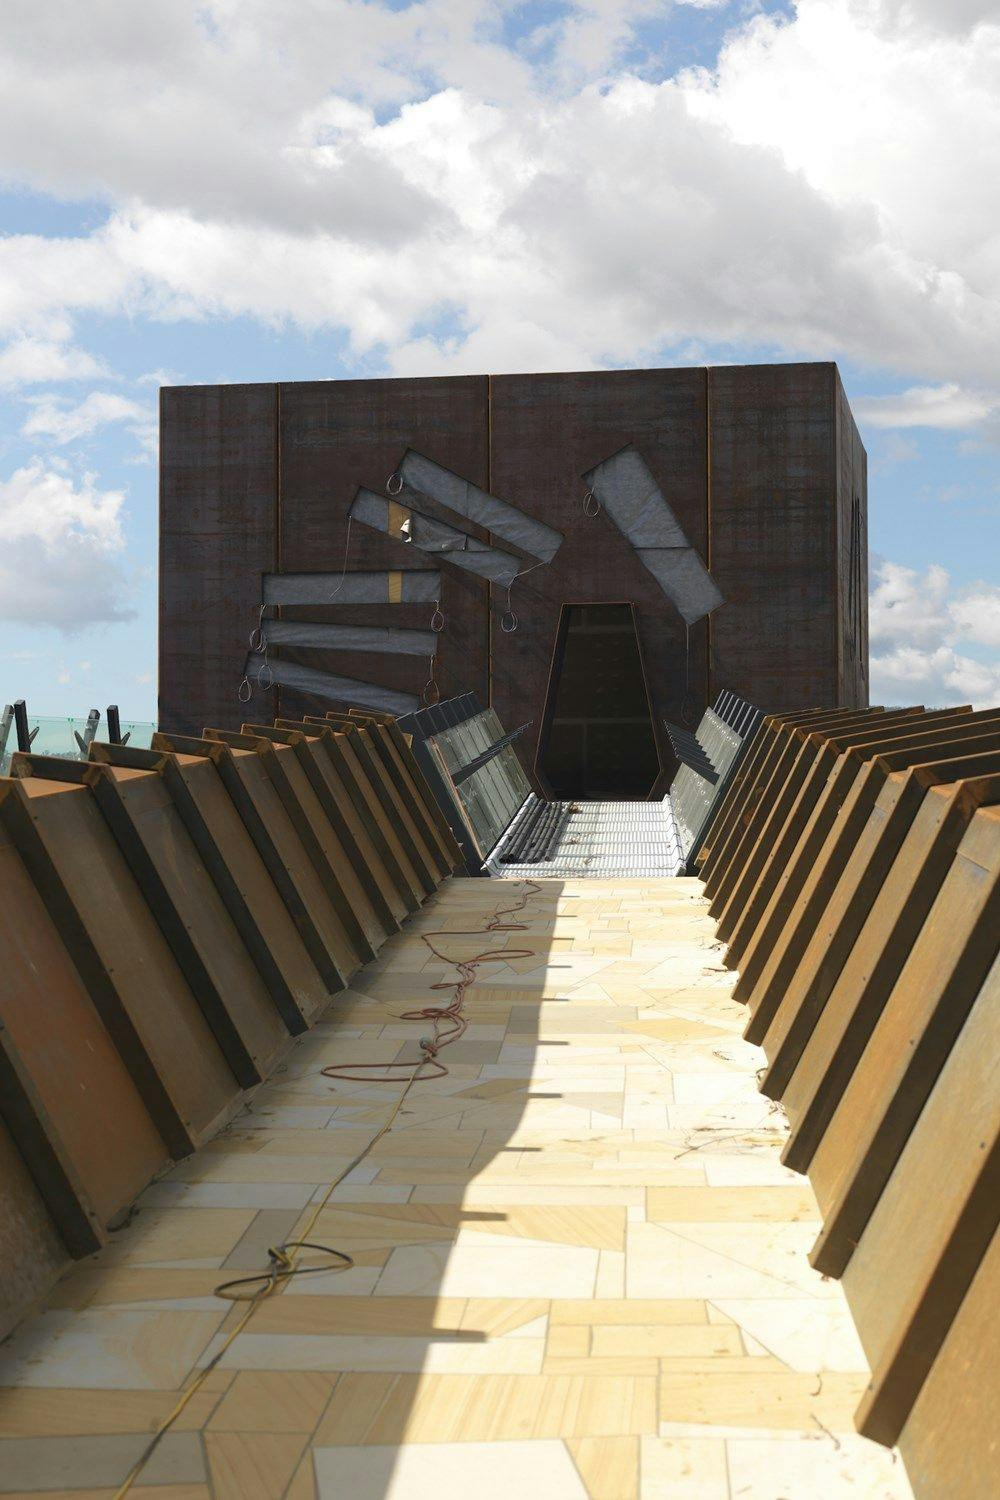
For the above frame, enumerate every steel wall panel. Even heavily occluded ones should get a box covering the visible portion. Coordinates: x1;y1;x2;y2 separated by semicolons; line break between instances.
274;376;490;717
172;754;332;1026
710;363;842;709
11;773;241;1151
489;367;708;781
160;383;277;735
103;766;289;1078
0;807;167;1229
0;1118;68;1341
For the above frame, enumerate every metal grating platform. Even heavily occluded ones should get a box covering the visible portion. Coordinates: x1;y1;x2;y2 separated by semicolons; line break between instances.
486;795;684;878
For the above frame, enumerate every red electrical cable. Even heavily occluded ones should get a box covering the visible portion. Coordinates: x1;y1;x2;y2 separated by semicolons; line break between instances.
322;880;542;1085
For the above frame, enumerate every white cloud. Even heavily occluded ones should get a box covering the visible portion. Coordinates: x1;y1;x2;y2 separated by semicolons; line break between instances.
854;383;996;430
0;1;995;395
0;459;134;628
22;390;156;459
0;336;108;388
869;557;1000;707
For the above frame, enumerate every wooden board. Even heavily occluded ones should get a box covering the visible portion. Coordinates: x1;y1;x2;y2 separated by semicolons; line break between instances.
808;803;1000;1277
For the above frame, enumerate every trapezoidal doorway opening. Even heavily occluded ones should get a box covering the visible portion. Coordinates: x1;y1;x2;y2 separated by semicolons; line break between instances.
536;602;662;800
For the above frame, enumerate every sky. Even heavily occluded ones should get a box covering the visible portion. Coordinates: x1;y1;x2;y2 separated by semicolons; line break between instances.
0;0;998;722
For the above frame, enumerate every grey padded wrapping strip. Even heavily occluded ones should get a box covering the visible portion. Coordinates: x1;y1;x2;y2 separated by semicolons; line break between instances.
243;652;419;714
262;571;441;605
350;488;523;587
398;449;563;564
583;445;724;625
261;621;437;657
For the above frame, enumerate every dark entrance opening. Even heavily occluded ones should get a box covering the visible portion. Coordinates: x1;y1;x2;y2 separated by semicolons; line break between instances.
536;602;661;800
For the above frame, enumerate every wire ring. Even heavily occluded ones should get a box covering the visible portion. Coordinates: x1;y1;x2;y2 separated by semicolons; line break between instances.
386;472;403;497
237;675;252;703
430;605;445;633
501;609;518;633
249;604;267;653
257;659;274;690
583;490;601;517
422;676;440;706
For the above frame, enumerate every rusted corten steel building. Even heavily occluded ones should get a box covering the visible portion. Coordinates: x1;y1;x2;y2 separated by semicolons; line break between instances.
159;362;868;798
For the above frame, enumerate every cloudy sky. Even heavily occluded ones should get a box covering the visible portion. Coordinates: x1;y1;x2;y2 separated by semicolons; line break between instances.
1;0;998;722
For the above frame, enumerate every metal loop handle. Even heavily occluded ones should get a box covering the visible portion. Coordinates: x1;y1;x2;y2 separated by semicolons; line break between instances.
386;472;403;497
257;658;274;690
237;675;252;703
430;605;445;633
500;609;518;633
583;490;601;517
249;604;267;653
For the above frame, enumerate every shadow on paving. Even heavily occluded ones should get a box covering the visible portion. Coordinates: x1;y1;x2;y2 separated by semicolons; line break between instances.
0;876;568;1499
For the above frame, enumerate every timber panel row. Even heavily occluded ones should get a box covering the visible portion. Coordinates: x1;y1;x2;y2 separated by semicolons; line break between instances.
696;702;1000;1497
0;713;462;1339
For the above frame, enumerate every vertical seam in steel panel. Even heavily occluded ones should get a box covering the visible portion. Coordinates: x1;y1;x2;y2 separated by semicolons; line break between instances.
706;365;713;709
275;382;283;721
487;373;493;709
833;364;843;706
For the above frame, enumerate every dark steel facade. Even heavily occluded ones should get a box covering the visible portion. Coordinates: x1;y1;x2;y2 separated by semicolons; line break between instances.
159;363;868;784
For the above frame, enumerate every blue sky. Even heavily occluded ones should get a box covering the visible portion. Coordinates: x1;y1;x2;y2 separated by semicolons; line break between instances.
1;0;997;719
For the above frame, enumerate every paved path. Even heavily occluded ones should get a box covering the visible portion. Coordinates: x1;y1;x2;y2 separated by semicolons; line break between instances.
0;878;913;1499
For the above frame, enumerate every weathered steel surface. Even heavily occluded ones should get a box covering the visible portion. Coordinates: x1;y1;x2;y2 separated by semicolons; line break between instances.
233;726;383;966
102;764;289;1078
152;731;349;994
717;707;926;949
844;950;999;1447
0;1117;67;1340
730;708;978;996
743;723;1000;1043
707;709;885;910
160;367;867;753
160;383;277;736
807;800;1000;1277
276;376;491;721
710;363;843;709
897;1230;1000;1499
9;767;240;1153
0;799;166;1231
779;776;998;1174
169;752;331;1025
